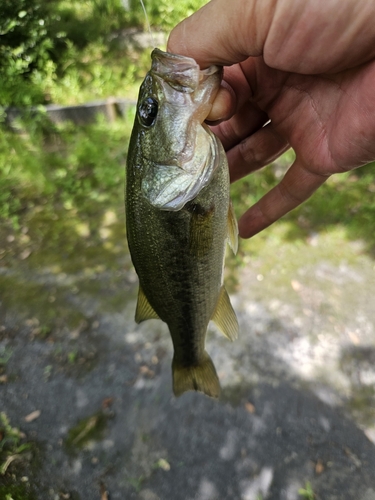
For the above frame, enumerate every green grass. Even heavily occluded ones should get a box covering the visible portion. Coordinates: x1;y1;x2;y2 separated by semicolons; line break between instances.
298;481;315;499
230;153;375;257
0;412;33;478
0;114;131;228
0;347;13;367
0;413;37;499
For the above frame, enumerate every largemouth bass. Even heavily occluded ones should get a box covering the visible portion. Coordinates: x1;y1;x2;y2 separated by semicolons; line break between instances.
126;48;238;398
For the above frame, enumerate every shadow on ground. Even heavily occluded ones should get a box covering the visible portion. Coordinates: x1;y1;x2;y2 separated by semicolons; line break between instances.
1;247;375;499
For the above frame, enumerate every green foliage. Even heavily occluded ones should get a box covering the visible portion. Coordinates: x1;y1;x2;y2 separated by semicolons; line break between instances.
0;347;13;366
0;412;36;500
230;155;375;256
0;413;32;475
0;115;131;228
0;0;55;106
0;0;208;106
128;0;208;30
0;0;131;106
45;0;208;104
0;483;36;500
127;475;146;493
65;411;109;451
298;481;315;499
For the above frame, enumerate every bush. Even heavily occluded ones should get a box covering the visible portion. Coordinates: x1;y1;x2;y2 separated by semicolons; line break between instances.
0;0;55;106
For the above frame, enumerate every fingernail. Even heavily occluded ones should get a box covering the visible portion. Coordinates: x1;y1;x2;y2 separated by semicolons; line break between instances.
206;85;233;122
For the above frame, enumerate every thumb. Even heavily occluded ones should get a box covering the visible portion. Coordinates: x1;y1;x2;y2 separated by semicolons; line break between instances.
167;0;268;68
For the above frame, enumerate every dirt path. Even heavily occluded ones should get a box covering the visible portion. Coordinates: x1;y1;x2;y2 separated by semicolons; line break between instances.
1;214;375;500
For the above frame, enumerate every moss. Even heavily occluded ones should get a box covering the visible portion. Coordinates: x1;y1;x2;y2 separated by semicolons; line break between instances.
346;386;375;427
0;274;88;337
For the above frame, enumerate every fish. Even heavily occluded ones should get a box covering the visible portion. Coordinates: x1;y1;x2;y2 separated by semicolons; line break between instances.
125;48;239;398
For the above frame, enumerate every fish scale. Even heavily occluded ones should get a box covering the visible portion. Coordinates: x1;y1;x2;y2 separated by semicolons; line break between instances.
126;48;239;398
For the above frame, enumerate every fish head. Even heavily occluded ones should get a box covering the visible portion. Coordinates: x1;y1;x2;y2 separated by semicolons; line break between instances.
137;48;222;164
133;49;223;211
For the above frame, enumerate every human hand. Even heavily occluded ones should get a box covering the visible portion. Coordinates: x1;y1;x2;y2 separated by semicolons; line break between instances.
168;0;375;238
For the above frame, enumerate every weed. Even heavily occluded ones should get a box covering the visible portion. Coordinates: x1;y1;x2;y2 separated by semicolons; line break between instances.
64;411;109;452
127;475;146;493
0;413;32;475
298;481;315;499
0;347;12;366
67;350;78;364
153;458;170;471
0;482;36;500
43;365;53;380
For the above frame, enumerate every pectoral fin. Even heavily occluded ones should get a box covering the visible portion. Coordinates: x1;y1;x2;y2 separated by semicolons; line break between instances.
135;285;160;323
211;286;239;341
188;202;214;257
227;201;238;254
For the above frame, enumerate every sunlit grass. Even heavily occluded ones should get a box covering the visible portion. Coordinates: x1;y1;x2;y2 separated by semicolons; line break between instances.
0;114;133;226
230;154;375;257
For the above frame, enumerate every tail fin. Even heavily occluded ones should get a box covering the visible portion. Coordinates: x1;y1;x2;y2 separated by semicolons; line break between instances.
172;351;220;398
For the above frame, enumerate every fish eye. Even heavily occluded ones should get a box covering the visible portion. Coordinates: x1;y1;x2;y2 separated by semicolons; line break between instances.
138;97;158;127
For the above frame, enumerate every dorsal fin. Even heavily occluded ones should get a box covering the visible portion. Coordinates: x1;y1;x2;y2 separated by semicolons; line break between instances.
211;286;239;341
135;285;160;323
227;201;238;254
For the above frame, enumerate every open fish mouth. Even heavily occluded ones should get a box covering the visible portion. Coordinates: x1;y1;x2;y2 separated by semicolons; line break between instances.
151;48;221;94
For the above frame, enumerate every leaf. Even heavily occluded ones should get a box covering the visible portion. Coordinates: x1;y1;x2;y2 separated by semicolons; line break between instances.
24;410;41;422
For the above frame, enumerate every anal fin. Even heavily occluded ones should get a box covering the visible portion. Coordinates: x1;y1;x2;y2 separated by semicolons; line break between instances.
135;285;160;324
172;351;220;398
211;286;239;341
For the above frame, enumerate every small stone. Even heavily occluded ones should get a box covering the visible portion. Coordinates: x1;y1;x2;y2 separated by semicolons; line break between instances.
19;249;32;260
245;402;256;414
